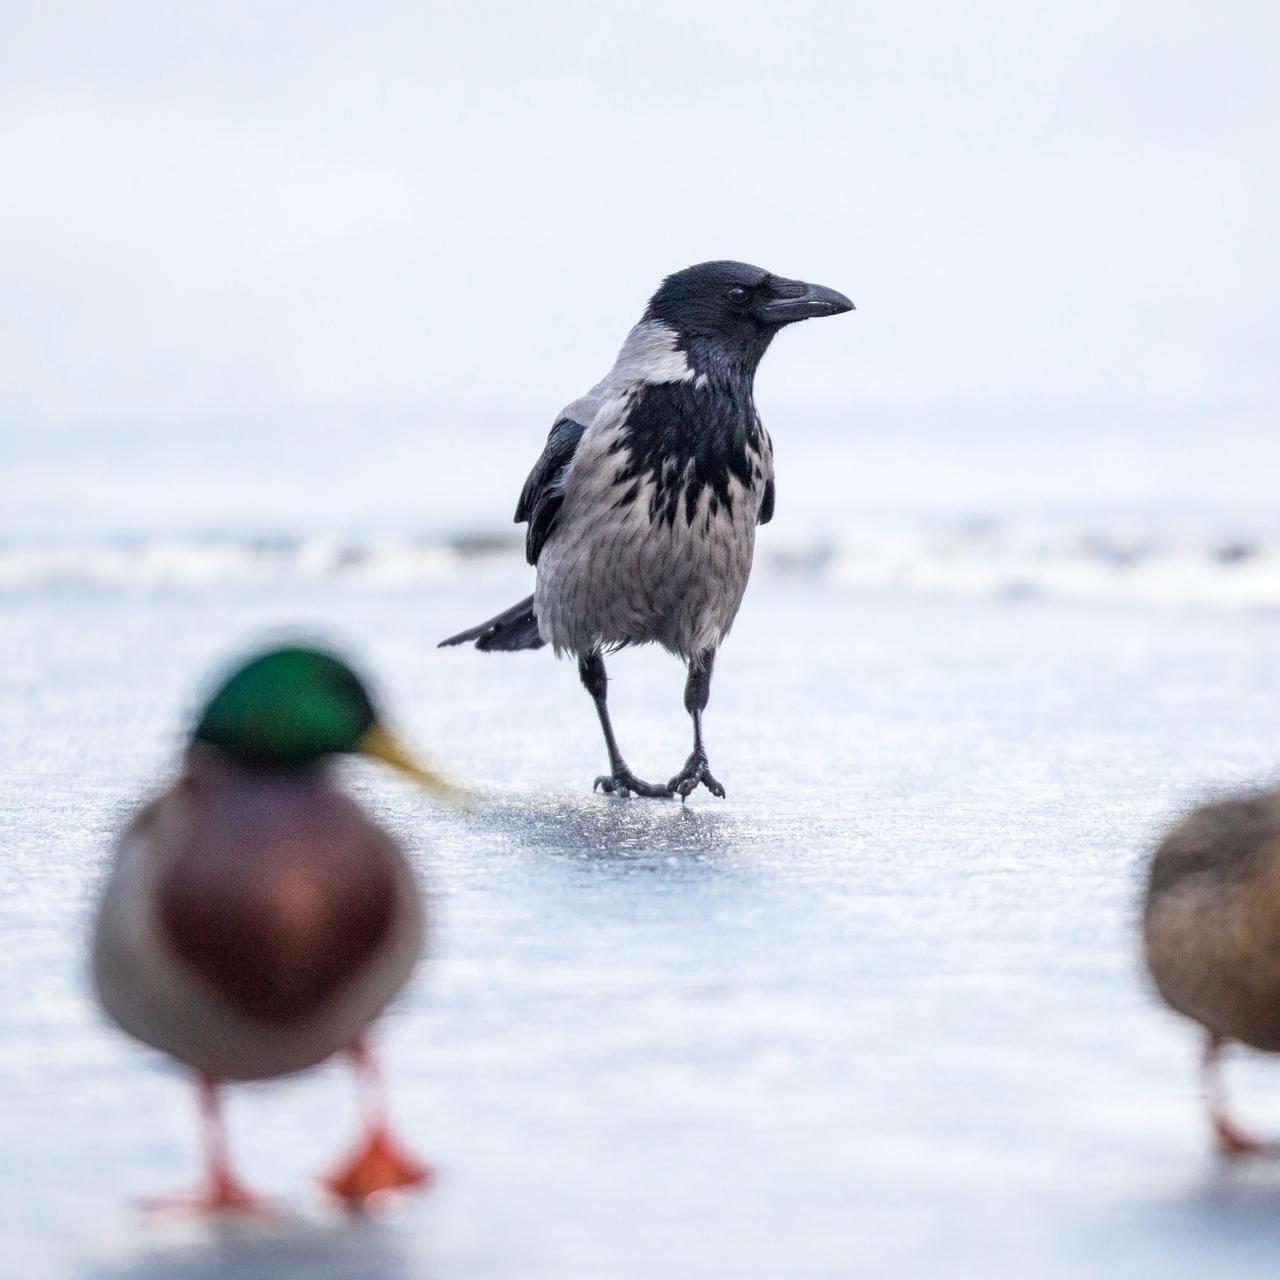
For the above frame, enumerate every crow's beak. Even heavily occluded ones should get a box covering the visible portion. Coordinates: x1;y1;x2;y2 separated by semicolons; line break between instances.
760;280;855;325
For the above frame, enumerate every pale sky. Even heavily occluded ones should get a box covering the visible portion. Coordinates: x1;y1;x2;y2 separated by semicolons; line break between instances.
3;3;1279;541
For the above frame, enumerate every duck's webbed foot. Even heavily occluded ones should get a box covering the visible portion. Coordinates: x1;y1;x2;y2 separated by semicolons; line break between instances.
139;1075;275;1217
1212;1112;1274;1158
138;1175;276;1218
324;1123;432;1207
594;768;673;798
323;1038;432;1210
667;749;725;800
1203;1032;1276;1159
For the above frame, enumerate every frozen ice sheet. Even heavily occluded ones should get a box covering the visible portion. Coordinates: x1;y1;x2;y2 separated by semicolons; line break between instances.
5;570;1280;1278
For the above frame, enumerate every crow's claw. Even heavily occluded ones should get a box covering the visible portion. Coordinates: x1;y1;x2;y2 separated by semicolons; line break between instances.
594;769;673;799
666;752;725;800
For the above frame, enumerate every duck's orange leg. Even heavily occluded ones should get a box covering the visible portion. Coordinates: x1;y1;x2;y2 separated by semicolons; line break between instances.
322;1037;431;1208
1203;1034;1273;1158
140;1075;274;1215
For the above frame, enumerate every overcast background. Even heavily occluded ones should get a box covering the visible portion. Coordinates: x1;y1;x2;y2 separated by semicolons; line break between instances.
9;11;1280;1277
3;2;1279;537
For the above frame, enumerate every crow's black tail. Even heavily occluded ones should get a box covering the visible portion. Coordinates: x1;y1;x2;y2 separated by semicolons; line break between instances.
438;594;546;652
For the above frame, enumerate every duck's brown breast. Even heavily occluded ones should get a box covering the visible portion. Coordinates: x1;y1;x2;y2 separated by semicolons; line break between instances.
1144;791;1280;1050
154;762;403;1025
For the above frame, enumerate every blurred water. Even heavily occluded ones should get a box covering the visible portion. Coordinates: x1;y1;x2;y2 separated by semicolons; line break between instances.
6;567;1280;1278
7;404;1280;545
9;399;1280;619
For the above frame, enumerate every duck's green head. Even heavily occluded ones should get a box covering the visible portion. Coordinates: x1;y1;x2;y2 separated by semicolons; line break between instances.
192;645;457;795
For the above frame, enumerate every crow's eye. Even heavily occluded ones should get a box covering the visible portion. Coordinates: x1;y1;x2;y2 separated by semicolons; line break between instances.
726;286;749;305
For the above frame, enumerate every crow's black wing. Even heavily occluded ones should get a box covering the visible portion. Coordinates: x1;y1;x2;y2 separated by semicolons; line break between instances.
515;417;586;565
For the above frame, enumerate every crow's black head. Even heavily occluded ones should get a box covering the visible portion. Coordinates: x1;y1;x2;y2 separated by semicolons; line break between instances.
643;260;853;373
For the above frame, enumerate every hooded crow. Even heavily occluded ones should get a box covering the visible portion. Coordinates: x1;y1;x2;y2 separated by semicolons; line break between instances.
440;261;853;798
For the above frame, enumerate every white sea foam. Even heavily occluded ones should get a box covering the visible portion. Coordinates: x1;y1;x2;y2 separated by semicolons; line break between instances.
769;525;1280;609
3;524;1280;608
0;536;469;588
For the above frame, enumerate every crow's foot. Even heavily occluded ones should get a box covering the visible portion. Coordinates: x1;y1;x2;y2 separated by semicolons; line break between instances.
667;751;725;800
594;768;673;798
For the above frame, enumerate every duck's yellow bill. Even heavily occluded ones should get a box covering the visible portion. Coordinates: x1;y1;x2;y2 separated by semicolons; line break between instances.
359;723;466;802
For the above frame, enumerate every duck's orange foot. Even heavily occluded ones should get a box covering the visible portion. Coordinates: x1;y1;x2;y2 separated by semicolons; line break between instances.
1213;1114;1275;1159
138;1172;276;1217
322;1125;432;1208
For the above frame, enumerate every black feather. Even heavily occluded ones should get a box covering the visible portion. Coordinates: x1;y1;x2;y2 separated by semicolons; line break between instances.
515;417;585;565
759;476;775;525
607;376;768;529
438;595;545;652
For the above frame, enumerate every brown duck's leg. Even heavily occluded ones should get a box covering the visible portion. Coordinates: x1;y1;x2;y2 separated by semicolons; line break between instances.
1203;1033;1272;1157
140;1075;273;1215
323;1036;432;1208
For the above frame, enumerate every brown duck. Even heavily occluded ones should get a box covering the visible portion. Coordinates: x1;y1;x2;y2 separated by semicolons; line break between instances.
91;644;457;1210
1143;788;1280;1155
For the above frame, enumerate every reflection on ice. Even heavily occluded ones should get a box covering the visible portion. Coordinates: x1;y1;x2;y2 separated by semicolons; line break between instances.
89;1216;412;1280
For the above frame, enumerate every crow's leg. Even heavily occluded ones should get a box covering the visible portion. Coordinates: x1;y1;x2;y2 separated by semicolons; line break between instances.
581;651;671;798
667;649;726;800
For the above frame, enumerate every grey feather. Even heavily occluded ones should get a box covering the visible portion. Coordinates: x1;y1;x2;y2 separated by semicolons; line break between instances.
534;394;772;661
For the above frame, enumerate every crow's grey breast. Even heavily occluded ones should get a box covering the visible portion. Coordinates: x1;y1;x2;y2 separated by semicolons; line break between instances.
532;342;774;660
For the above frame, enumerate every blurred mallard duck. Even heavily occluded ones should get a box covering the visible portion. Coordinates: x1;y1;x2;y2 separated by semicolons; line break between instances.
92;644;458;1211
1143;788;1280;1155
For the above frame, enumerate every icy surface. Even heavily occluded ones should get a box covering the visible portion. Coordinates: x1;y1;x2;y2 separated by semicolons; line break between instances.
5;568;1280;1278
